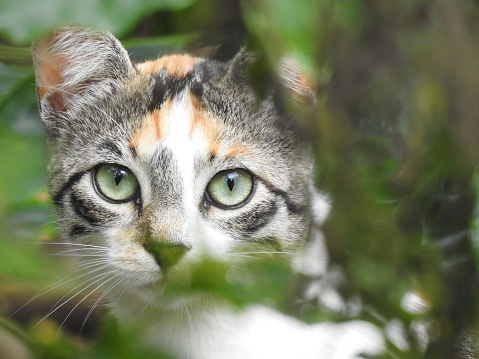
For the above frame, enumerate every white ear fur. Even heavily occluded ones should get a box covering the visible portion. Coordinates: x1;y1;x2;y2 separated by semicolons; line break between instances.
33;26;133;112
278;57;316;105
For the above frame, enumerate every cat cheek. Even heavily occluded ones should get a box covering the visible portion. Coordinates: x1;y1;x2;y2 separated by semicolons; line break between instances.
192;226;236;258
104;230;159;276
111;244;160;283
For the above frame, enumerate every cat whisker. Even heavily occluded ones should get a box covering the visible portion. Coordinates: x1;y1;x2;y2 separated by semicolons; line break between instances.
138;294;154;319
207;292;220;312
183;302;193;334
79;276;126;333
43;242;109;250
59;272;120;334
45;243;109;257
11;259;109;318
52;253;107;257
117;282;131;304
232;251;291;255
51;248;108;256
56;247;109;252
42;264;112;318
34;270;113;329
229;251;292;260
110;275;132;307
35;220;58;230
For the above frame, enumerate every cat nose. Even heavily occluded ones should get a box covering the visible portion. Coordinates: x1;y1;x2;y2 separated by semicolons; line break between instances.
143;241;190;271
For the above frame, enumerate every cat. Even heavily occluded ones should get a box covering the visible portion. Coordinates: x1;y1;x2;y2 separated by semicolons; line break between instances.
32;26;385;359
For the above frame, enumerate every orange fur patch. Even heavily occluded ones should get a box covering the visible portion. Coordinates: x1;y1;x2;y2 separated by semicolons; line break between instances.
137;55;199;78
129;101;171;150
188;93;223;156
208;141;222;159
225;145;248;158
152;110;163;139
189;94;206;135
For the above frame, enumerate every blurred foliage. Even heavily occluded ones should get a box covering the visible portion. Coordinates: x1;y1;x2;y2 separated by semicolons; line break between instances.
0;0;195;44
1;0;479;358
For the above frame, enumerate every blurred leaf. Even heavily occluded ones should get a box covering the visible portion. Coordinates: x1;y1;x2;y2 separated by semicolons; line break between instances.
0;64;32;102
93;314;174;359
124;33;199;62
0;44;32;66
0;67;40;139
161;254;295;310
0;134;46;207
0;0;197;44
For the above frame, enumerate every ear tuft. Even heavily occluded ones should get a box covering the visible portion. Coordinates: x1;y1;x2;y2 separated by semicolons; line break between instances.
229;48;257;69
32;26;133;112
223;48;256;83
278;57;316;105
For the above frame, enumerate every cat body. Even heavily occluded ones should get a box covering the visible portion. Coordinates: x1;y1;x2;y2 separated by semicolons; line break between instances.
33;27;384;359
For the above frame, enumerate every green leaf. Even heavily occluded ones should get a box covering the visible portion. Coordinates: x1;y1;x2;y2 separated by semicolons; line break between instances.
0;133;46;207
0;0;197;44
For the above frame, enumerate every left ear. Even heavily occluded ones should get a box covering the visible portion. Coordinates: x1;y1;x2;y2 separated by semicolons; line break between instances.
32;26;134;114
278;57;316;106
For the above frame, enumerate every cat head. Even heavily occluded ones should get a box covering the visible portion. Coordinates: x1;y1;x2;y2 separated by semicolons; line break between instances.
33;26;328;306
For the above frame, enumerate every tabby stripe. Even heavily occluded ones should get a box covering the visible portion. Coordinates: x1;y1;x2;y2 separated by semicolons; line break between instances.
70;192;103;225
225;201;278;233
128;143;138;158
148;76;167;111
258;178;305;215
271;189;305;214
244;201;278;233
52;171;88;206
148;72;195;111
99;141;122;157
68;224;90;238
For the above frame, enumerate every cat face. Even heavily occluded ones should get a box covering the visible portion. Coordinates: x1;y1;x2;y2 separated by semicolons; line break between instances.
33;27;321;306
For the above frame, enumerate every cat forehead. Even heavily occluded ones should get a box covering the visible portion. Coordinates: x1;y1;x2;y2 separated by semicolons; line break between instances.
135;54;230;111
128;89;246;160
124;55;247;159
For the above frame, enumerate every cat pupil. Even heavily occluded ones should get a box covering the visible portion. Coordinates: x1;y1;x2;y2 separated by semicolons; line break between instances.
114;169;123;186
227;177;235;191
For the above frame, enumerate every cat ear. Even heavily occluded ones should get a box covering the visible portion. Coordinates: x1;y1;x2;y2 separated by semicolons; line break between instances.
32;26;134;113
224;51;316;105
278;57;316;105
224;48;256;84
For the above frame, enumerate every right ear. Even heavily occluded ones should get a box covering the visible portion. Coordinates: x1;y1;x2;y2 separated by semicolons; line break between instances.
32;26;134;124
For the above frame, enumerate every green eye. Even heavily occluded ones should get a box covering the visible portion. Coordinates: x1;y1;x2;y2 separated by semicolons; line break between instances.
94;164;139;202
206;169;254;208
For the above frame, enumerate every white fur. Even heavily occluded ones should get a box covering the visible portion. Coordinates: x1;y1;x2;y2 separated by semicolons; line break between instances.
162;92;197;208
111;296;385;359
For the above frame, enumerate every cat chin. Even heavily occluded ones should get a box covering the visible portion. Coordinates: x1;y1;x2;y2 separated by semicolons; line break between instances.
105;264;210;310
110;279;212;316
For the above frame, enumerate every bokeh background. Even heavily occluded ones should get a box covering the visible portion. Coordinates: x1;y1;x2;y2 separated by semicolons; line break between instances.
1;0;479;358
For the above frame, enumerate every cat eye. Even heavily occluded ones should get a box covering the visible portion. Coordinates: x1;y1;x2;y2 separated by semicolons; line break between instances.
94;164;139;202
206;169;254;208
